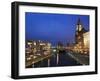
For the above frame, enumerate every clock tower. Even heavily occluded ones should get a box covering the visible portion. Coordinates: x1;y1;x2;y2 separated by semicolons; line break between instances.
75;18;85;47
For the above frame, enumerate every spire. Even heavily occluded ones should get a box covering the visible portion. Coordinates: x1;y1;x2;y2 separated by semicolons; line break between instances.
77;18;81;25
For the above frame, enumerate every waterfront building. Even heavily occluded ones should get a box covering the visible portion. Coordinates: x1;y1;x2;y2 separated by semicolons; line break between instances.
83;32;89;54
74;18;89;54
25;40;51;62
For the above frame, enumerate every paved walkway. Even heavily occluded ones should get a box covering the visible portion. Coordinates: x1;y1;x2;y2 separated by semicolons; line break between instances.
67;52;89;65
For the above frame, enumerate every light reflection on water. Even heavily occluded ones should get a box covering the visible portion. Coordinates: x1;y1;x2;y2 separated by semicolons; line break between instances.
32;52;81;68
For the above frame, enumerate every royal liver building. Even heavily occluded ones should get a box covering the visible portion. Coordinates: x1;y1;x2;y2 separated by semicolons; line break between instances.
74;18;89;54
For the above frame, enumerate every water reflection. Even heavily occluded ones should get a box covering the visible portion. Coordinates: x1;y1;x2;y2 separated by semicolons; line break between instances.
48;59;50;67
56;53;59;65
32;52;81;68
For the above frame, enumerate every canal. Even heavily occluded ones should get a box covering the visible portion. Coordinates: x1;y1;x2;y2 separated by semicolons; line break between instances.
29;52;82;68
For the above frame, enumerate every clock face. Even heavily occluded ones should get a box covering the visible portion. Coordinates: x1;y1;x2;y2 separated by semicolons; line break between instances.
76;25;82;31
79;25;82;31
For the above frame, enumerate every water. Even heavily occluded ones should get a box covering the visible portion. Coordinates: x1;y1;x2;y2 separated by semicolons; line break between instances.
32;52;81;68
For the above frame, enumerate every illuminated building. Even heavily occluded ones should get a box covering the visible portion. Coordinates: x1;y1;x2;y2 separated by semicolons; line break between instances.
83;32;89;53
25;40;52;66
26;40;51;55
74;18;89;54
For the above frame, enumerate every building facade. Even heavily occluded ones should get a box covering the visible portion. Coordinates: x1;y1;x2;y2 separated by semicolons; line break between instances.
73;19;89;54
83;32;89;53
25;40;51;66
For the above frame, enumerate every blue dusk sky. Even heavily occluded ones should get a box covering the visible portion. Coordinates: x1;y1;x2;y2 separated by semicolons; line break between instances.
25;12;89;46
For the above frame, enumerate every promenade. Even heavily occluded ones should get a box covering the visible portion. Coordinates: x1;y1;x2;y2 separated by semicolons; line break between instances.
67;52;89;65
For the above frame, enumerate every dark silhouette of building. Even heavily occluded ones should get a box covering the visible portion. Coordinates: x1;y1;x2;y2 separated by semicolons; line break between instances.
75;18;87;47
74;18;89;54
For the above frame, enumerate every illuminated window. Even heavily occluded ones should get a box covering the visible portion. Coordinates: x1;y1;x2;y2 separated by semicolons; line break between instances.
78;36;81;39
34;42;36;45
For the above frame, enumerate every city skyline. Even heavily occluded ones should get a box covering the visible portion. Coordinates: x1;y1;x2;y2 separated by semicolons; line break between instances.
25;12;89;46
